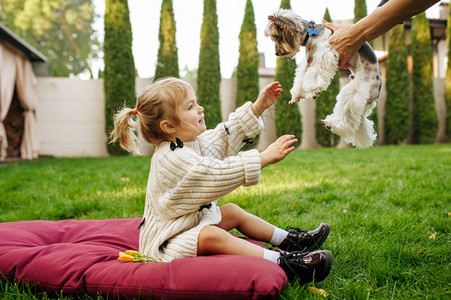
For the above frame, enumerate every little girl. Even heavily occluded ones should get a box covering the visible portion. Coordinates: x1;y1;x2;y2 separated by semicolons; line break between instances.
111;77;332;283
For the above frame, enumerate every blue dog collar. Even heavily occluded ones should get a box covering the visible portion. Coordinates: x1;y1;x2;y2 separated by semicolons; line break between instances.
302;21;318;46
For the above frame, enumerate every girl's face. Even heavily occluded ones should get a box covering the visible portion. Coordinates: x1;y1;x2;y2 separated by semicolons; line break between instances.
173;89;206;142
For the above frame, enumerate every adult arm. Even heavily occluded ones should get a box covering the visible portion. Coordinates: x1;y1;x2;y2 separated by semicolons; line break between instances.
324;0;440;68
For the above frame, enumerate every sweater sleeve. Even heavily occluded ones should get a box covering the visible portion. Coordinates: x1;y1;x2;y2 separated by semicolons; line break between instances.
156;147;261;218
198;102;264;160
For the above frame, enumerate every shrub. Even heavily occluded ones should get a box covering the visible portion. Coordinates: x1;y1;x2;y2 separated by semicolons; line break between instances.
445;7;451;141
236;0;259;108
104;0;136;155
354;0;373;48
274;0;302;144
197;0;222;128
154;0;179;80
384;24;411;144
410;12;438;144
236;0;259;147
353;0;367;23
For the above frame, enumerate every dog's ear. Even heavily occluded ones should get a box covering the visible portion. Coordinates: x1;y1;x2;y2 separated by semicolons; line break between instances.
268;15;286;29
268;13;298;32
282;30;297;48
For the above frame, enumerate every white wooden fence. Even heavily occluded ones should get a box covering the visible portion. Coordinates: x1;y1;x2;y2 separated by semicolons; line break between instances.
36;77;446;157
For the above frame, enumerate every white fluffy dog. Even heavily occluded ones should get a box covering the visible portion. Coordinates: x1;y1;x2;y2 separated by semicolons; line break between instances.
265;9;382;149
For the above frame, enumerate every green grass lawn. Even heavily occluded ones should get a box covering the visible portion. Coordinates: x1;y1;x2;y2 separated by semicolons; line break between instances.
1;144;450;299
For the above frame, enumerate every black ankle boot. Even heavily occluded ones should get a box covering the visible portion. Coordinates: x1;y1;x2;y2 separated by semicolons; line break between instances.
278;250;332;283
278;223;330;252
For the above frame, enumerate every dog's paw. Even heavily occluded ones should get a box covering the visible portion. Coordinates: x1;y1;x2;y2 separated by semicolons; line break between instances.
289;97;301;104
312;91;321;99
322;117;350;137
321;120;332;130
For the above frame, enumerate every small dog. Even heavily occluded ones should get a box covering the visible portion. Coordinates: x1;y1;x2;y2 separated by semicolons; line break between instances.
265;9;382;149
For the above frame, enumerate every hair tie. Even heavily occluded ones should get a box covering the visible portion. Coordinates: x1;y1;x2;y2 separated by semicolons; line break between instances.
132;108;138;115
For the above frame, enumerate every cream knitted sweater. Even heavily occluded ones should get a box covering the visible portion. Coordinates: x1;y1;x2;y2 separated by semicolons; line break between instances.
139;102;264;262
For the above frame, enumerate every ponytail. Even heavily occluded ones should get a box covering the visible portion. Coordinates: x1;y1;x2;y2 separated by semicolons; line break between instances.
110;106;139;153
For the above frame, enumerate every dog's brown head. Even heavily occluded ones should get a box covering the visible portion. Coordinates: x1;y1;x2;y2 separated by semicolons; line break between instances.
265;9;304;57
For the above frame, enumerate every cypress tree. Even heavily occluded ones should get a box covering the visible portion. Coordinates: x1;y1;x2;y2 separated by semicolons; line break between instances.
410;12;438;144
104;0;136;155
236;0;259;148
236;0;259;108
354;0;373;48
445;7;451;141
274;0;302;143
384;24;411;144
353;0;367;23
197;0;222;128
154;0;179;80
315;8;340;147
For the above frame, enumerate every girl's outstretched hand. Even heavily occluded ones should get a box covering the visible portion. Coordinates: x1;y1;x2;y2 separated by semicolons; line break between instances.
260;135;298;169
252;82;283;118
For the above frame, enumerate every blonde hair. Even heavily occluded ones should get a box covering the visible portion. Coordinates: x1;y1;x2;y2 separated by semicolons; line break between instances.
110;77;194;153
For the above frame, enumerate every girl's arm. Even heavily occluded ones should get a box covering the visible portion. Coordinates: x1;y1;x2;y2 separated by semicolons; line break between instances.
159;148;261;218
199;82;283;159
198;101;264;159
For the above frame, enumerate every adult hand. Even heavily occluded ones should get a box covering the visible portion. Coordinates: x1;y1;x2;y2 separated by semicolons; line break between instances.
322;20;366;69
322;0;440;69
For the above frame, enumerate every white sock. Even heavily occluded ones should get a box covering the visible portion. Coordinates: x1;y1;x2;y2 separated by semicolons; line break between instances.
269;227;288;247
263;248;281;264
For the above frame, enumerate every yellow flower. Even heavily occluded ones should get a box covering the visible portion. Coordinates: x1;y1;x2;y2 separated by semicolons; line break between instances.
118;252;134;261
124;250;140;256
117;250;160;262
308;286;329;298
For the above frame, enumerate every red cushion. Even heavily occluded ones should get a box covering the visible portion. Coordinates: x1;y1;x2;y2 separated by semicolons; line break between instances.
0;218;287;299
